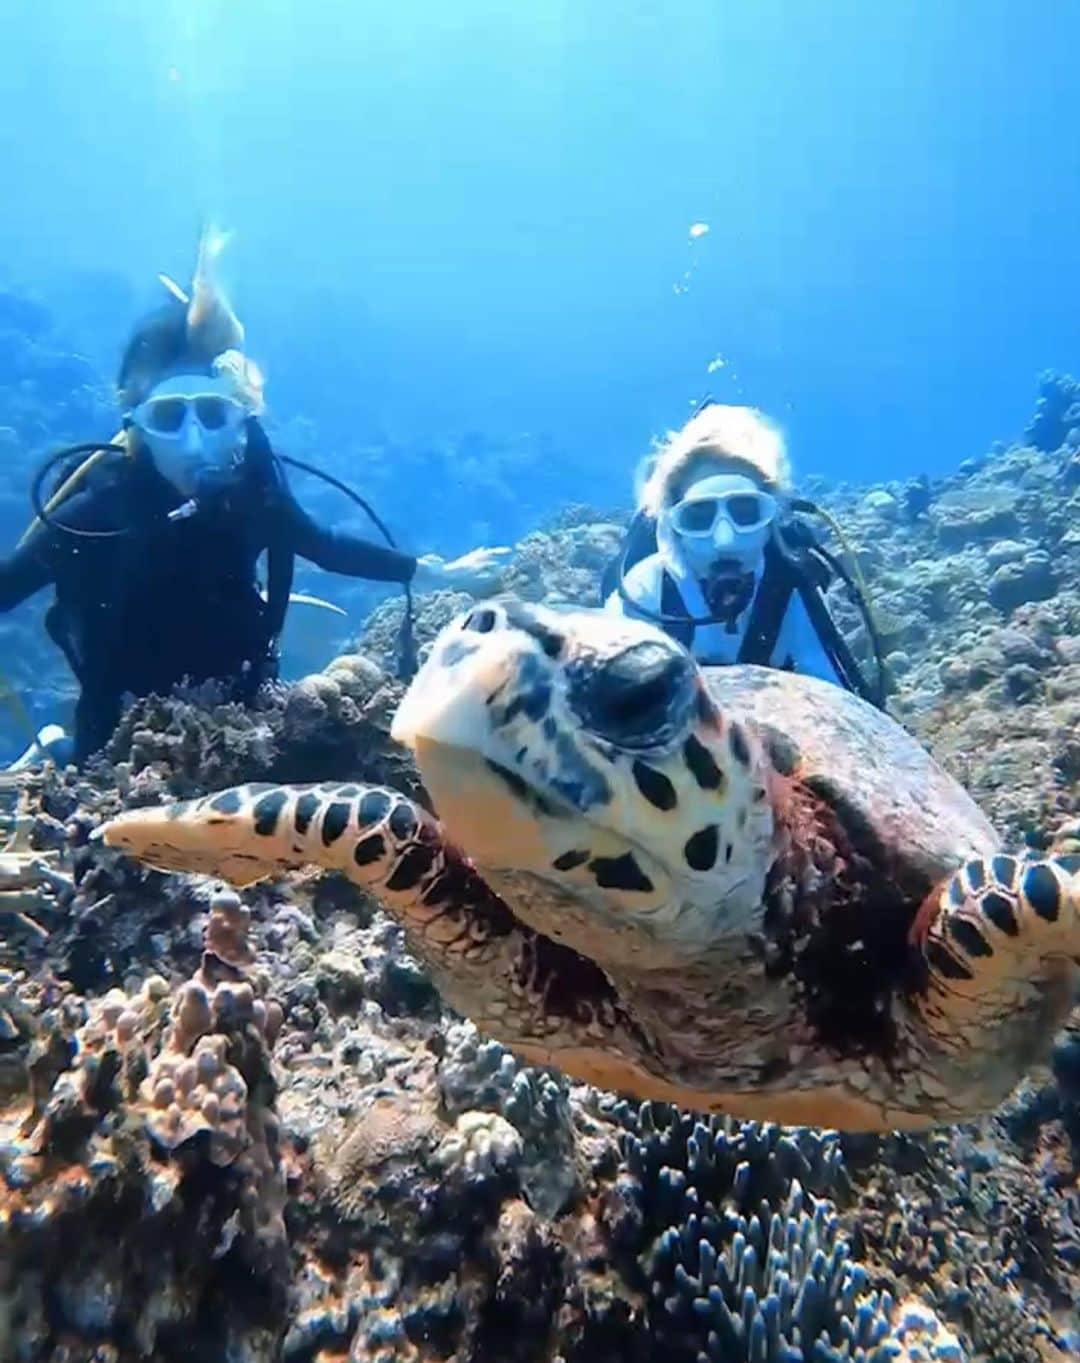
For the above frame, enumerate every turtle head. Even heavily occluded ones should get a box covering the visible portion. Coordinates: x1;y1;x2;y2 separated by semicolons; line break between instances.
392;601;777;966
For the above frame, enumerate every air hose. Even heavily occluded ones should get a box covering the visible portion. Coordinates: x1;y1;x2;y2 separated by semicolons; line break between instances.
276;454;417;679
790;497;889;704
22;438;418;679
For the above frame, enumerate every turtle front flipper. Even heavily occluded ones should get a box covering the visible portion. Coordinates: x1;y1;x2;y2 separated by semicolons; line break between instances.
100;782;657;1086
912;854;1080;1082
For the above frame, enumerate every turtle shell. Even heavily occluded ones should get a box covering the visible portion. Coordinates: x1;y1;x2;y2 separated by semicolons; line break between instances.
702;665;999;882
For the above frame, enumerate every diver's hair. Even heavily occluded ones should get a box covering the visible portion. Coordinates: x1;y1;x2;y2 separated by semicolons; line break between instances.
117;299;215;410
637;404;791;515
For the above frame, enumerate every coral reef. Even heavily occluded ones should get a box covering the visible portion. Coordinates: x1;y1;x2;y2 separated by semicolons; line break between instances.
359;588;475;678
95;650;421;805
438;1021;579;1218
1024;371;1080;456
6;366;1080;1360
649;1181;900;1363
1;887;288;1360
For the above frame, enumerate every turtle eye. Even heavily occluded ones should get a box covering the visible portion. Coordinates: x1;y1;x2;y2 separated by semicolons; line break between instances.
568;641;695;749
462;607;499;634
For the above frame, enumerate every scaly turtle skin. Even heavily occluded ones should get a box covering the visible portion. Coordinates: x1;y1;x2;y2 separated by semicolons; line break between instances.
101;601;1080;1131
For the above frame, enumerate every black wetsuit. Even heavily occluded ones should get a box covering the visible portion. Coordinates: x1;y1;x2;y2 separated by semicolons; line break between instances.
0;422;416;762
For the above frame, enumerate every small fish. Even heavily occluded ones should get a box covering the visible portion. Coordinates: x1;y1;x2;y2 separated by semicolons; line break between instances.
287;592;347;616
186;222;244;357
257;587;347;616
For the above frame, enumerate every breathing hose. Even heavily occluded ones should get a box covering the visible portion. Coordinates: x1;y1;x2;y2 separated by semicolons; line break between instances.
26;442;132;540
22;438;418;679
790;497;889;703
276;454;417;679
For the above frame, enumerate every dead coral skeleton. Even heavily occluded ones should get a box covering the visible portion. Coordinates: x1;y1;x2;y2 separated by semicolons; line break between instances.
0;786;74;941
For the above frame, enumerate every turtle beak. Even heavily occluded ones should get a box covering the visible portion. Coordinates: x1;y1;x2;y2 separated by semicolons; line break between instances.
392;613;566;868
392;617;516;814
391;631;514;758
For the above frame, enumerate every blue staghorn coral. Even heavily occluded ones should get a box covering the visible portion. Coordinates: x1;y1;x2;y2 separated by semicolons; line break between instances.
653;1183;896;1363
605;1103;961;1363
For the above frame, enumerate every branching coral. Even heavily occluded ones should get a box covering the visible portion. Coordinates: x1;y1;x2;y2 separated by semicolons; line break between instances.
613;1102;851;1228
0;883;289;1359
438;1020;578;1217
102;681;279;797
651;1181;899;1363
96;650;410;802
595;1103;969;1363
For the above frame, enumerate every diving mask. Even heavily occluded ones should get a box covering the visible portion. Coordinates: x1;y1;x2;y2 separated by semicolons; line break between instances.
131;373;248;499
668;480;778;540
659;470;778;582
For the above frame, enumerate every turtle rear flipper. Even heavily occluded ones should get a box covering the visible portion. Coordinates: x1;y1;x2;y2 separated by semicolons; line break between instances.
913;854;1080;1045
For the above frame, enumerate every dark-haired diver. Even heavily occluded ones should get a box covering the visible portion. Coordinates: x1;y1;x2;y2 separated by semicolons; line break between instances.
0;230;508;766
601;402;886;707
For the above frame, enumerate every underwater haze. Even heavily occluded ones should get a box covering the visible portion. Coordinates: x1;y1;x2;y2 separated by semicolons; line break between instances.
2;0;1079;528
0;0;1079;731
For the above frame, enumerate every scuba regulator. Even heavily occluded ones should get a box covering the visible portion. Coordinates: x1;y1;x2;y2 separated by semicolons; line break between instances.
612;497;888;710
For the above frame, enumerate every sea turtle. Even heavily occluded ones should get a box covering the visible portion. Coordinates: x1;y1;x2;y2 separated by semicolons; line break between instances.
100;601;1080;1131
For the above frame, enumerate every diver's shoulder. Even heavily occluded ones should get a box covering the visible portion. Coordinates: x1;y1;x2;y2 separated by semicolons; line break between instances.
617;553;665;606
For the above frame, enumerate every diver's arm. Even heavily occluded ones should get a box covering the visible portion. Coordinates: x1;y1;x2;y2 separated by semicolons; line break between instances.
278;491;418;583
277;490;511;593
0;538;54;610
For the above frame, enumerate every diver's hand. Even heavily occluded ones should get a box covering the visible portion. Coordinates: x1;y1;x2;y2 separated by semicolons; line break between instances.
443;546;513;593
415;547;512;596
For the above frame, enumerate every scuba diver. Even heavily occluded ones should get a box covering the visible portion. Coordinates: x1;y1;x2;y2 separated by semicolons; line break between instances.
0;230;509;766
602;401;887;707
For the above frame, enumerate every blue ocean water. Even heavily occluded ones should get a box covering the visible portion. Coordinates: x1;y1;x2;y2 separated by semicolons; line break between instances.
0;0;1077;741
